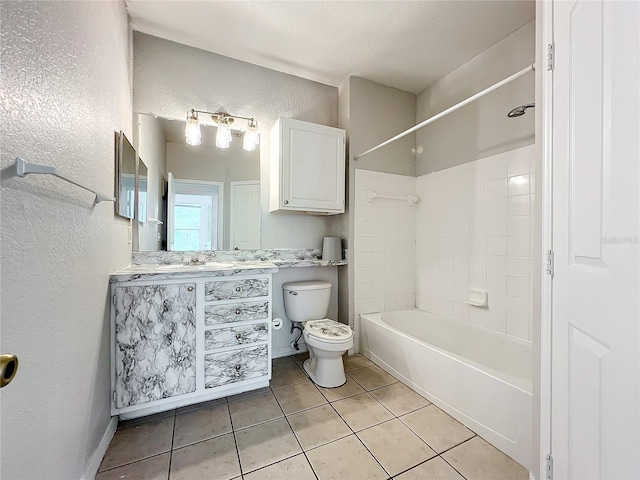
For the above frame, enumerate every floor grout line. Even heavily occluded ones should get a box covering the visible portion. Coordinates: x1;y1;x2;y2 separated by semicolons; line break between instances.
166;411;176;480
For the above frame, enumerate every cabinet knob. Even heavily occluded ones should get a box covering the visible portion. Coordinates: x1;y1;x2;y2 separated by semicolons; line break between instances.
284;200;289;205
236;333;242;341
235;364;242;371
187;286;194;292
235;286;242;292
235;309;241;315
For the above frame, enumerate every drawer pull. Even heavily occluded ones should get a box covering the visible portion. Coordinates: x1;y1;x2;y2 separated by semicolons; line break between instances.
235;309;241;315
236;333;242;341
187;286;194;292
235;286;242;292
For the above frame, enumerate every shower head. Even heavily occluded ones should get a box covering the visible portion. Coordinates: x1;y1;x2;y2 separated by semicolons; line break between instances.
507;103;535;118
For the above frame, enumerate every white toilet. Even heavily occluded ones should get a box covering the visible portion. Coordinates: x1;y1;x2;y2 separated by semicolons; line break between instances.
283;280;353;388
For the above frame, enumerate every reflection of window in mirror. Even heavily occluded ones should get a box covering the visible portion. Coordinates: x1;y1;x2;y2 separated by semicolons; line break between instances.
170;180;223;251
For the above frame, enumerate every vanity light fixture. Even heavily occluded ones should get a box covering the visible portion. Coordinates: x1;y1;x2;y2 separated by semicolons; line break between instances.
185;109;259;151
243;118;260;151
185;110;201;146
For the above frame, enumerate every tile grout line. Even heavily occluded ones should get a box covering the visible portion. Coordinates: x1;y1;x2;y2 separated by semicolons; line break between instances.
166;410;177;480
227;396;246;478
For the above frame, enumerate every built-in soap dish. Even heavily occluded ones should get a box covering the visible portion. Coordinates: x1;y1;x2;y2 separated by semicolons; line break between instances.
465;288;488;307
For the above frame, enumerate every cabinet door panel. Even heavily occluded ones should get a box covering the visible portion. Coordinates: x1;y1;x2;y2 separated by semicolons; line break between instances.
204;323;268;350
114;283;196;409
205;300;269;325
204;345;269;388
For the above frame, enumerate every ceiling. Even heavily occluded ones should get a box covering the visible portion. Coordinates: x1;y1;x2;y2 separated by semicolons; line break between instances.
126;1;535;94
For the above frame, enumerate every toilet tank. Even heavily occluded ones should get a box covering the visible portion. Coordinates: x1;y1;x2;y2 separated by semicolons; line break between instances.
283;280;332;322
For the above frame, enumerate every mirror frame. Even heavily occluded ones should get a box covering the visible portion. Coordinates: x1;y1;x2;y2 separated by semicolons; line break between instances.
115;130;136;220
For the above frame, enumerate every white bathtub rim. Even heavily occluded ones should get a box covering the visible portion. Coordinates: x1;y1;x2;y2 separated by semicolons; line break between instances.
361;310;533;395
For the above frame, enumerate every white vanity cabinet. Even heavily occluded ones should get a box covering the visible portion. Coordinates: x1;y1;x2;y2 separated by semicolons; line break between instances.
270;117;346;214
111;273;272;418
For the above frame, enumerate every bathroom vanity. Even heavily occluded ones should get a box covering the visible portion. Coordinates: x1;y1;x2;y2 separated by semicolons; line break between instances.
109;262;276;419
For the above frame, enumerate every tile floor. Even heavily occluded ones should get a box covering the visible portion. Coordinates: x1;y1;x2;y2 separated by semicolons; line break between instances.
97;354;528;480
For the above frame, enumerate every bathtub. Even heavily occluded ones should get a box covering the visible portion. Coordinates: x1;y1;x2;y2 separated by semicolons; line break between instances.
360;309;532;470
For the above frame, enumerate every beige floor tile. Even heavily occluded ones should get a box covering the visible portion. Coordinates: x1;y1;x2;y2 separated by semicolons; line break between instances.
170;433;240;480
292;351;310;364
175;397;226;415
343;354;374;372
442;436;528;480
272;356;296;368
117;409;175;430
348;364;397;391
235;418;302;473
395;457;465;480
96;453;169;480
100;417;174;471
331;392;394;432
273;382;327;415
400;405;474;453
243;454;316;480
306;434;388;480
173;402;232;448
370;382;430;416
357;419;436;476
317;375;365;402
270;364;309;389
227;386;271;402
228;390;283;430
287;404;352;450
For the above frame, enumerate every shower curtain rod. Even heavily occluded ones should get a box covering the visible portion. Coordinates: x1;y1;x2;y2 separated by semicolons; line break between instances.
353;63;535;161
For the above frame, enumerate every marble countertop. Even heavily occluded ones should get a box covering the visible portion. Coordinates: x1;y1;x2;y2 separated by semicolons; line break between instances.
110;259;347;282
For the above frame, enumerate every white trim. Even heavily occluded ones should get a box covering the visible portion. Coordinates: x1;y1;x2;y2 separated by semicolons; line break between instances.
539;0;554;477
230;180;261;250
81;416;117;480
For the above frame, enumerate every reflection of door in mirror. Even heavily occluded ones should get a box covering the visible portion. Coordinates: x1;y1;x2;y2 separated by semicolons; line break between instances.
136;158;148;223
167;173;224;251
230;181;261;249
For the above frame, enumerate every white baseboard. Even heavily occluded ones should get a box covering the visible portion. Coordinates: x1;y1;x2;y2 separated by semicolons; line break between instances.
81;416;118;480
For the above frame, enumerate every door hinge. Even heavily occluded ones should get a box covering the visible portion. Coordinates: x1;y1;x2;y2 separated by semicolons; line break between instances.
545;454;554;480
547;43;555;71
546;249;555;276
112;294;117;305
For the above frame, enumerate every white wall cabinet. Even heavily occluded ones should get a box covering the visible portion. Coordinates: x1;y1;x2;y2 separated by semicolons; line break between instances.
111;274;272;418
270;117;346;215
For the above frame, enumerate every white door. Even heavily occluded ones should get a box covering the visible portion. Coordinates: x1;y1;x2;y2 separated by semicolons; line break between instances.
551;1;639;478
230;181;260;249
167;172;177;251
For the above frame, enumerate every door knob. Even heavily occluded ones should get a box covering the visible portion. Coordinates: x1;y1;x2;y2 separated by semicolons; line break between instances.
0;354;18;388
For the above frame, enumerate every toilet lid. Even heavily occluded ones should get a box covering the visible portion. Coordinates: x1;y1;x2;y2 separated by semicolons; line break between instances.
304;319;352;342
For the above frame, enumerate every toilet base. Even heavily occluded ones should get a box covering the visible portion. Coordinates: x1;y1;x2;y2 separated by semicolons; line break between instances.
302;350;347;388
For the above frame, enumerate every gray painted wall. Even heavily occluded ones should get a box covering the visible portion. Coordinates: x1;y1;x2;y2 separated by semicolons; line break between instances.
416;21;535;175
1;2;132;478
133;32;342;250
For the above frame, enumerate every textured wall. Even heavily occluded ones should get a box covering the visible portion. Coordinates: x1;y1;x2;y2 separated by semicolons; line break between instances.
416;21;535;175
0;2;132;478
133;32;341;250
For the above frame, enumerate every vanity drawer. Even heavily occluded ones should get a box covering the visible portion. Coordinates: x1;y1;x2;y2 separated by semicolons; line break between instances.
205;300;269;325
204;323;268;350
204;345;269;388
205;278;269;302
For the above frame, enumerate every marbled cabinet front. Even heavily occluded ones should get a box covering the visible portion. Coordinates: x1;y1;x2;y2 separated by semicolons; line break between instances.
111;274;272;417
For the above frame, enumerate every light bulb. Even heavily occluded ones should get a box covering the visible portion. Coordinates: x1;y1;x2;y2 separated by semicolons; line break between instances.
243;120;259;151
185;111;201;146
216;122;232;149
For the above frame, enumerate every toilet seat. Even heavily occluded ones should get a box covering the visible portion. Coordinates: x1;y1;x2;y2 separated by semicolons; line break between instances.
304;319;353;343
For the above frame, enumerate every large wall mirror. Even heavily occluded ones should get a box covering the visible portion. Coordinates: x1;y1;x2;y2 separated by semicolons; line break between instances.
136;113;260;252
116;131;136;219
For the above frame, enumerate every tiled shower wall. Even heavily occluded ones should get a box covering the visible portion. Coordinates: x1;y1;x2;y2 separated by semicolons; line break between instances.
415;145;535;342
354;170;417;317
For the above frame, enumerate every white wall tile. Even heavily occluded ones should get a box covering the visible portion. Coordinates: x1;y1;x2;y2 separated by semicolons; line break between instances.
487;237;507;256
507;236;530;257
508;195;530;216
487;273;507;295
507;276;529;299
507;174;530;196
